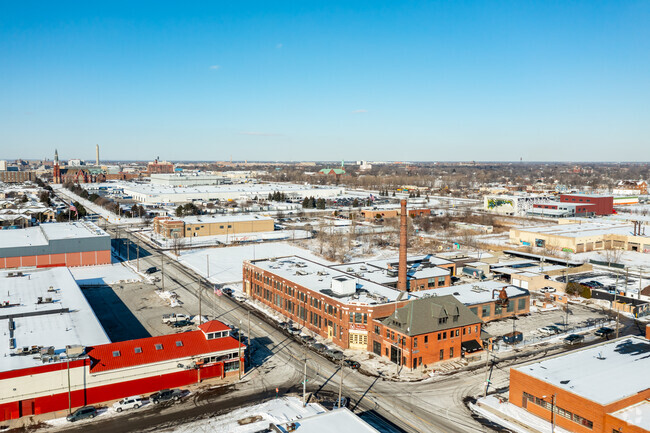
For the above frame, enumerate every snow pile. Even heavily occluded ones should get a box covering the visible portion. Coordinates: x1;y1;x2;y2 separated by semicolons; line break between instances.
156;289;182;307
166;397;325;433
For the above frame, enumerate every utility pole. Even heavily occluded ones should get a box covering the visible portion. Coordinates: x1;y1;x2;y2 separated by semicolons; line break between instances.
161;254;165;291
136;238;140;272
198;277;202;323
303;345;307;406
337;359;343;409
615;270;620;339
67;357;71;414
238;320;242;380
639;267;643;300
126;232;130;262
206;255;210;281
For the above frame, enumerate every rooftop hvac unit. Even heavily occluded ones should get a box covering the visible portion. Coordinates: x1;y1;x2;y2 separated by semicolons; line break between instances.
66;345;85;358
9;338;16;350
41;355;51;363
331;276;356;296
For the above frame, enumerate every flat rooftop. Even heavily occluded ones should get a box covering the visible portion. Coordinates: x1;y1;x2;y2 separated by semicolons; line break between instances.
0;221;108;249
0;267;110;372
515;222;640;238
252;256;413;305
610;400;650;431
413;280;529;305
274;407;379;433
513;336;650;405
180;214;273;224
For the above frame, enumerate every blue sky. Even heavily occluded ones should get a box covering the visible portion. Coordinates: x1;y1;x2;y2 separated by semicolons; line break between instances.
1;1;649;162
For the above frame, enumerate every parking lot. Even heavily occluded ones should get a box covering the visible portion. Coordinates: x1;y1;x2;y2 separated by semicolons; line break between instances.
81;281;205;340
482;300;611;340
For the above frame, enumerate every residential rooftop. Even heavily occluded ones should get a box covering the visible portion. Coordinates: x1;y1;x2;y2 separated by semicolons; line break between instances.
513;336;650;406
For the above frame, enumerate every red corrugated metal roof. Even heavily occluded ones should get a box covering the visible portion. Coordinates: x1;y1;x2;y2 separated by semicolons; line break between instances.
198;320;231;334
87;322;242;373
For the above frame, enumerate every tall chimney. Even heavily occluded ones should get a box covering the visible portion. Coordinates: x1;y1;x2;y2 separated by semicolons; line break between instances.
398;199;408;291
95;144;100;166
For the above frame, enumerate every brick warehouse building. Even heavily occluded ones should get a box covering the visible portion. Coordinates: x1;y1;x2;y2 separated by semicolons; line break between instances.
153;214;274;239
0;321;244;421
243;256;415;350
372;296;483;369
0;221;111;269
508;336;650;433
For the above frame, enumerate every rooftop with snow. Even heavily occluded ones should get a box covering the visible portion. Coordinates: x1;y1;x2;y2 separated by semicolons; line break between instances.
0;267;110;372
0;221;109;250
513;336;650;405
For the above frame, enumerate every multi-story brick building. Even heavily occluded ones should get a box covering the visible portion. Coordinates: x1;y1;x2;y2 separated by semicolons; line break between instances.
372;296;483;368
559;194;614;215
509;336;650;433
243;256;415;350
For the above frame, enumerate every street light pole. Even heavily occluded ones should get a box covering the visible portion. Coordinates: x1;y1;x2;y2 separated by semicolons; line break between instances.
161;253;165;291
337;359;343;408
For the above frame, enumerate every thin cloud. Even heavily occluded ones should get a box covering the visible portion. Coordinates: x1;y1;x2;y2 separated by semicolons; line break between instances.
209;65;221;70
276;43;283;49
351;109;368;113
240;131;282;137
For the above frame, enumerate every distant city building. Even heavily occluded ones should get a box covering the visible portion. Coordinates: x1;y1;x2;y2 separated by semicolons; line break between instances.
559;194;614;215
0;171;35;183
0;160;7;171
147;158;175;175
483;195;552;216
613;180;647;196
67;159;84;167
150;173;229;187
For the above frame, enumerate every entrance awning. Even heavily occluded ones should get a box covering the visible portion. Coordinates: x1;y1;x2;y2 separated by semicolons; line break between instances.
461;340;483;353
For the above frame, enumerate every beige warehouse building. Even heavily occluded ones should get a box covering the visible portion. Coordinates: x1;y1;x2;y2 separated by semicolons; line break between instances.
510;222;650;253
154;215;274;238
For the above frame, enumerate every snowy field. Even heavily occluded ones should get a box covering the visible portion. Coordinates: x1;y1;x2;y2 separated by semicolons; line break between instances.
69;263;143;285
162;397;325;433
176;242;334;287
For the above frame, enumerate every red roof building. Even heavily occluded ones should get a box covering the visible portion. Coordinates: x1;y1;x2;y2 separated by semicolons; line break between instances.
0;320;244;422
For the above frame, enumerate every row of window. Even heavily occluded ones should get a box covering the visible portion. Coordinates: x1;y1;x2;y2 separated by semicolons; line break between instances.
471;298;527;318
522;392;593;429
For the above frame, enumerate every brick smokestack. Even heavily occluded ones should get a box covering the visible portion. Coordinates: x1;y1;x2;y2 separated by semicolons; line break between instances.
398;199;408;291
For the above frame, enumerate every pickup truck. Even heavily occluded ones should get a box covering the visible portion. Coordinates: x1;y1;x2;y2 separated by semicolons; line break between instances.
162;313;190;324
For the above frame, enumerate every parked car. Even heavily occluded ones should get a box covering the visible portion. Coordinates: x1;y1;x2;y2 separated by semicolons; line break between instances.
325;349;345;360
162;314;190;324
595;327;615;338
311;343;328;352
221;287;234;296
151;389;183;404
344;359;360;369
538;325;562;335
539;287;556;293
66;406;97;422
144;267;158;275
113;396;143;412
170;320;193;328
563;334;585;345
287;327;301;335
299;335;316;345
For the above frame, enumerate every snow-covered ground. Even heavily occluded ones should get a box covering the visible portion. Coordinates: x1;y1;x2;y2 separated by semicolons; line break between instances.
471;395;572;433
164;397;325;433
69;263;143;285
176;242;335;287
